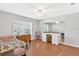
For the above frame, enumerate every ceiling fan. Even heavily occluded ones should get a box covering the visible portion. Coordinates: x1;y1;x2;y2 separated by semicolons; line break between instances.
32;6;46;17
32;3;76;17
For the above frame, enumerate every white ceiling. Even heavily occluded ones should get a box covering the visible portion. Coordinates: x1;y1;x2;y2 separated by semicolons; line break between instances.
0;3;79;20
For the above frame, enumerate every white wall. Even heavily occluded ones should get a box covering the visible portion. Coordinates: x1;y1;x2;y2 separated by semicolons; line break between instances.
51;23;64;33
0;11;38;40
41;16;64;33
1;10;79;46
64;12;79;46
41;12;79;46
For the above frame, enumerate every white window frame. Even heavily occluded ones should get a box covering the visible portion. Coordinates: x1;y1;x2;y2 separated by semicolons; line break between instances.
43;24;49;32
13;20;32;35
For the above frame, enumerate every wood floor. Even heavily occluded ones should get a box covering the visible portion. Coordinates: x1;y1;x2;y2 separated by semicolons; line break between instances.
26;39;79;56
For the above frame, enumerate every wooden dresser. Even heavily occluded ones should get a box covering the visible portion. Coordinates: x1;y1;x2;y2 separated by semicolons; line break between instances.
16;34;31;42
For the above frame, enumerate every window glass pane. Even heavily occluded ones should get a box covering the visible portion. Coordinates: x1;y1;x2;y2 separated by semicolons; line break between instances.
43;24;48;32
13;20;32;35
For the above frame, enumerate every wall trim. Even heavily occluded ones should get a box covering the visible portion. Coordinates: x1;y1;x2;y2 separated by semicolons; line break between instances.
60;42;79;48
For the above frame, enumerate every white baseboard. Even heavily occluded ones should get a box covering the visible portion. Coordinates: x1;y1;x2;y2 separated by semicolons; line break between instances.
60;42;79;48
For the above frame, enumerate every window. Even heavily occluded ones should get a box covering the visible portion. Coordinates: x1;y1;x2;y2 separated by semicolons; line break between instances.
43;24;49;32
13;20;32;35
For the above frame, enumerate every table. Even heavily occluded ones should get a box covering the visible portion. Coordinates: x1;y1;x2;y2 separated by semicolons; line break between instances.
0;46;15;56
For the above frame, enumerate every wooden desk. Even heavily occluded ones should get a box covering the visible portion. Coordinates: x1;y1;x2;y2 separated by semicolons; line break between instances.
16;34;31;42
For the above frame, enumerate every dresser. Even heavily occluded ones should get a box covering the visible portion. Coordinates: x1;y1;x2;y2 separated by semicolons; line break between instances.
16;34;31;42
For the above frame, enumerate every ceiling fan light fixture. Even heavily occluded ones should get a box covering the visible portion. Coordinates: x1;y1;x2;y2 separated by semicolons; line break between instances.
33;7;46;17
56;21;60;24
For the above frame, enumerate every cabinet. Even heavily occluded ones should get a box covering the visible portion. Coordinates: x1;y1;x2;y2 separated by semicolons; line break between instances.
42;33;61;45
52;34;61;45
42;34;46;42
16;34;31;42
61;33;64;42
46;34;52;43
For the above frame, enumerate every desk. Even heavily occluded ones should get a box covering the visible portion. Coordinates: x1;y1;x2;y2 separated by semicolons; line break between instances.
16;34;31;42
